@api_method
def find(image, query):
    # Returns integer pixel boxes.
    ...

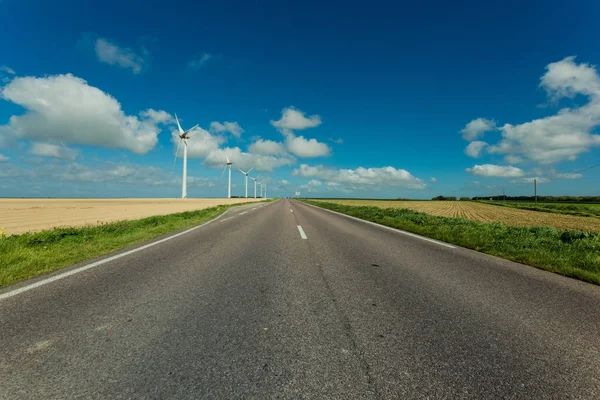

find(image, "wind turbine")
[259,178,266,199]
[250,175,260,199]
[221,156,233,198]
[238,167,255,198]
[173,114,199,199]
[264,178,268,199]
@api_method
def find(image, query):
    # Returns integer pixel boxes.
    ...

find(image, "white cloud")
[0,160,216,188]
[299,179,322,192]
[479,57,600,164]
[557,172,583,179]
[271,107,322,130]
[1,66,15,75]
[248,139,287,156]
[329,137,344,144]
[95,38,145,74]
[285,134,330,157]
[141,109,173,124]
[466,164,524,177]
[1,66,15,84]
[30,143,78,160]
[0,154,9,162]
[279,179,290,185]
[510,177,551,184]
[1,74,171,154]
[504,154,524,164]
[430,177,437,183]
[460,118,496,141]
[269,106,330,158]
[293,164,426,189]
[202,147,293,172]
[0,127,14,147]
[169,123,294,173]
[172,127,225,159]
[324,181,352,193]
[540,56,600,99]
[187,53,214,69]
[210,121,244,138]
[464,141,488,158]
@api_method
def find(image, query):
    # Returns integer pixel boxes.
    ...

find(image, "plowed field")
[315,200,600,231]
[0,198,260,235]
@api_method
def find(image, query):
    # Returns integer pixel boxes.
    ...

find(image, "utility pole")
[534,178,537,203]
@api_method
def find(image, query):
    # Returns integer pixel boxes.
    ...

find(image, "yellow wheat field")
[0,198,261,235]
[315,200,600,231]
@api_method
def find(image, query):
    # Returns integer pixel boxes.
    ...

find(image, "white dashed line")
[297,225,308,239]
[290,209,293,213]
[240,211,248,215]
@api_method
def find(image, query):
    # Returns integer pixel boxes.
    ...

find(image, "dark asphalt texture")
[1,199,599,399]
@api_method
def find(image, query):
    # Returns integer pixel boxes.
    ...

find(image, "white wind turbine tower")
[259,177,266,199]
[237,167,255,198]
[250,175,260,199]
[173,114,199,199]
[221,156,233,198]
[264,178,268,199]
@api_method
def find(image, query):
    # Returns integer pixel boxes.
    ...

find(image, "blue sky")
[1,0,600,198]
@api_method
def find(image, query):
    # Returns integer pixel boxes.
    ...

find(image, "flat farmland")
[314,199,600,231]
[0,198,260,235]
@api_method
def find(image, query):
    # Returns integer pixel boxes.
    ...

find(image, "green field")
[480,201,600,218]
[0,203,252,287]
[303,200,600,285]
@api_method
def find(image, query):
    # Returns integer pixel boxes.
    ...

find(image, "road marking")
[0,209,232,301]
[240,211,248,215]
[297,225,308,239]
[221,216,234,222]
[290,209,293,213]
[298,202,455,249]
[252,207,257,210]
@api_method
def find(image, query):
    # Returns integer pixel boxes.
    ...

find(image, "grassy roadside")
[477,200,600,218]
[302,200,600,285]
[0,202,257,288]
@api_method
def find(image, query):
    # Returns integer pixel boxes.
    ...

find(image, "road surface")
[1,199,599,399]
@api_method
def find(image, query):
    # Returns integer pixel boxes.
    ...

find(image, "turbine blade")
[238,168,245,174]
[221,166,227,178]
[184,124,199,135]
[225,155,230,163]
[173,138,182,169]
[175,113,184,134]
[247,166,254,173]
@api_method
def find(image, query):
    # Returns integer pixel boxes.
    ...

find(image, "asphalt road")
[1,199,600,399]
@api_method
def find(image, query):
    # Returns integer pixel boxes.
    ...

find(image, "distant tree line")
[432,196,457,201]
[471,195,600,203]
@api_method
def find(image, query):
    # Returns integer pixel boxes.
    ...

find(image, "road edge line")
[298,201,455,249]
[0,207,234,301]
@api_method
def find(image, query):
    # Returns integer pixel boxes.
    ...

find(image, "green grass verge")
[477,200,600,218]
[0,202,254,288]
[303,200,600,285]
